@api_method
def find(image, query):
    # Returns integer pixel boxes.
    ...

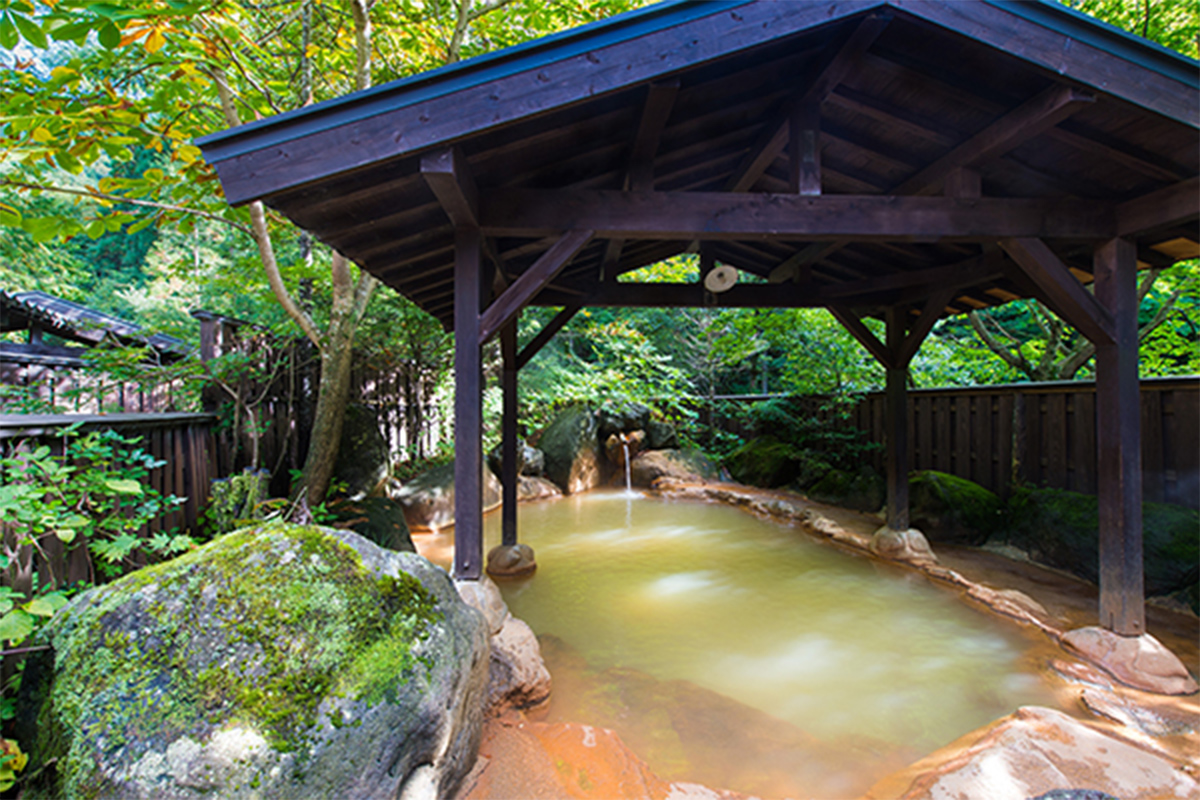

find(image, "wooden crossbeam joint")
[479,230,593,344]
[999,237,1115,345]
[828,303,894,369]
[421,147,479,228]
[725,12,890,193]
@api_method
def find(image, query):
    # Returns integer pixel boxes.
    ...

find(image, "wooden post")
[1093,238,1145,635]
[500,319,519,548]
[454,227,483,580]
[884,306,909,531]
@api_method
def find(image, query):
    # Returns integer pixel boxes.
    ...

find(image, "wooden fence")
[728,377,1199,509]
[0,412,217,591]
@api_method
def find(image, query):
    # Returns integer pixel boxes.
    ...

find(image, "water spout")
[620,432,632,493]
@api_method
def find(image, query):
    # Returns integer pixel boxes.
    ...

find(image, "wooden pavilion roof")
[198,0,1199,331]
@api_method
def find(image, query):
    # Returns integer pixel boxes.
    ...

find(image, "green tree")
[0,0,646,504]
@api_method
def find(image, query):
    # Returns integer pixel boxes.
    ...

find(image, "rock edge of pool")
[419,481,1198,800]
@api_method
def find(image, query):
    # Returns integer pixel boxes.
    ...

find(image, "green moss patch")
[33,523,438,797]
[909,471,1005,545]
[1003,487,1199,610]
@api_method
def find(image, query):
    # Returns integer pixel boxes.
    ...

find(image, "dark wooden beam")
[827,304,894,369]
[478,230,593,344]
[453,227,483,580]
[822,255,1000,301]
[999,237,1114,345]
[891,84,1095,196]
[480,189,1114,241]
[516,305,580,370]
[1048,123,1191,183]
[421,148,478,227]
[1093,237,1144,635]
[884,305,909,531]
[896,287,956,366]
[725,12,891,193]
[628,80,680,191]
[1116,176,1200,237]
[500,320,519,548]
[600,238,624,281]
[789,100,821,196]
[768,242,839,283]
[828,85,958,147]
[531,281,825,309]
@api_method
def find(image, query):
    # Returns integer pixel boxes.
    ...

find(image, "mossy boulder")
[1003,487,1199,610]
[806,466,885,513]
[725,435,798,488]
[328,496,416,553]
[539,405,600,495]
[332,404,391,499]
[909,471,1005,546]
[18,523,489,800]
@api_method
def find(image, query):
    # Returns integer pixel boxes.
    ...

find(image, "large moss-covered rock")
[332,404,391,499]
[19,523,489,800]
[806,466,885,513]
[631,448,719,487]
[909,471,1005,546]
[393,462,502,532]
[539,405,600,495]
[725,435,798,488]
[1004,487,1199,610]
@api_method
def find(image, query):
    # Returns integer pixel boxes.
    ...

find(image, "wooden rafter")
[725,12,891,193]
[891,84,1095,196]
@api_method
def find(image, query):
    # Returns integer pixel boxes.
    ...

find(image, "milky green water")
[487,491,1053,753]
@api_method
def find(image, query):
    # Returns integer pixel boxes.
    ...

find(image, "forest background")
[1,0,1197,501]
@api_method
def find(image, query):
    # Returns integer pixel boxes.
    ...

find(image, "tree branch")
[0,179,253,237]
[210,65,322,349]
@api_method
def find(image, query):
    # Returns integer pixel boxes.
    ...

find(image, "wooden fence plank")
[1044,393,1068,488]
[1139,390,1163,503]
[1073,391,1096,495]
[996,393,1014,499]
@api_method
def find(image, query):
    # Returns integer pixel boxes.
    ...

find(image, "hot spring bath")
[423,490,1059,795]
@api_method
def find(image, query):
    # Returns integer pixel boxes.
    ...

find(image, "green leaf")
[103,478,143,495]
[0,610,34,643]
[25,594,67,617]
[97,19,120,49]
[11,12,44,48]
[54,527,77,544]
[0,15,18,50]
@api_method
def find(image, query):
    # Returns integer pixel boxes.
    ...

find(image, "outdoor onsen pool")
[430,490,1058,796]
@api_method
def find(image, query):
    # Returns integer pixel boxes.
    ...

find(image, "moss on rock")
[909,471,1005,546]
[21,522,488,799]
[725,436,800,488]
[1003,487,1199,611]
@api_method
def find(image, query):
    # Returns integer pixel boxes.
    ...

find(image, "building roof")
[0,290,188,357]
[198,0,1200,329]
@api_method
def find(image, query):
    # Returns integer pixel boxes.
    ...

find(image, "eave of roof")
[197,0,1199,168]
[196,0,750,162]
